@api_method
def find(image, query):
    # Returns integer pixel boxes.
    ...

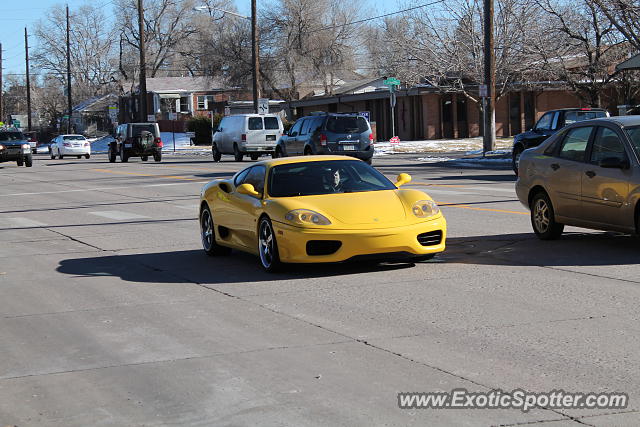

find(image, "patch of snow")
[416,156,457,163]
[374,137,512,156]
[89,132,210,154]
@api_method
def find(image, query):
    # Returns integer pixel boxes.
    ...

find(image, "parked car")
[0,128,32,167]
[212,114,284,162]
[23,131,38,153]
[110,123,163,163]
[199,156,446,272]
[274,112,374,164]
[512,107,609,174]
[516,115,640,239]
[36,139,54,154]
[50,135,91,159]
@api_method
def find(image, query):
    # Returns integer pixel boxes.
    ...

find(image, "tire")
[16,157,23,167]
[272,146,283,158]
[24,155,33,167]
[85,154,90,159]
[304,146,313,156]
[250,153,259,161]
[512,145,524,175]
[153,152,162,162]
[120,145,129,162]
[200,204,231,256]
[108,145,116,163]
[51,152,56,160]
[212,144,222,162]
[531,191,564,240]
[233,144,243,162]
[141,155,148,161]
[77,155,82,159]
[364,157,373,165]
[59,154,64,159]
[258,217,282,273]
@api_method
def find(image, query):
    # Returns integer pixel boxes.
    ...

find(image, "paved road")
[1,152,639,426]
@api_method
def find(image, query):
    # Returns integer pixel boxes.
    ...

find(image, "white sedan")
[51,135,91,159]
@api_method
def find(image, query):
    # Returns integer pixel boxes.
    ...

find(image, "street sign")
[147,114,156,122]
[383,77,401,86]
[224,106,231,116]
[258,98,269,115]
[390,136,400,144]
[13,120,20,127]
[169,112,177,120]
[359,111,370,122]
[479,84,488,98]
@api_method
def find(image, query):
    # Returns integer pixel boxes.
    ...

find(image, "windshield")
[268,160,396,197]
[326,116,369,134]
[63,135,86,141]
[0,132,24,141]
[625,126,640,157]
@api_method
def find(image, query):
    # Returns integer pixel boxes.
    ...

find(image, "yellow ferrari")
[199,156,447,272]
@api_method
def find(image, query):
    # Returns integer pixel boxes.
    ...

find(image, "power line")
[308,0,446,34]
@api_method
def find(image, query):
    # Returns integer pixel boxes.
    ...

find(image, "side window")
[558,126,593,162]
[289,119,303,136]
[535,112,554,131]
[590,127,627,165]
[551,112,560,130]
[248,117,263,130]
[544,132,564,156]
[311,117,324,134]
[300,118,312,135]
[242,165,266,194]
[234,168,251,186]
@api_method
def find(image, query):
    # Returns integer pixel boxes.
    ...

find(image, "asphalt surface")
[1,151,639,426]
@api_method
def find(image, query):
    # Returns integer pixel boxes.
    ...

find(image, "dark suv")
[0,128,33,167]
[110,123,163,162]
[275,113,374,164]
[512,107,609,174]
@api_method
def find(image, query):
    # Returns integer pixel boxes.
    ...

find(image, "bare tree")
[532,0,628,107]
[592,0,640,50]
[32,4,118,102]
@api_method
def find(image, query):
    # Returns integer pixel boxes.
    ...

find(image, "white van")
[212,114,284,162]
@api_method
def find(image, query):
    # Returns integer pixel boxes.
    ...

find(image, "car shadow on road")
[443,231,640,267]
[56,249,416,284]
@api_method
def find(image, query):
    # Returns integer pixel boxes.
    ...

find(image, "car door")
[525,112,558,148]
[225,165,266,249]
[546,125,594,220]
[286,119,304,155]
[580,126,633,228]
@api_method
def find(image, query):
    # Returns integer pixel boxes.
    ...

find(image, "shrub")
[187,116,213,145]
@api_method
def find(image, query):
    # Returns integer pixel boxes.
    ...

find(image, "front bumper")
[0,147,31,162]
[272,216,447,263]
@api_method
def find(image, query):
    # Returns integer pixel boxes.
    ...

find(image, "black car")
[512,107,609,174]
[274,113,374,164]
[0,129,33,167]
[110,123,163,163]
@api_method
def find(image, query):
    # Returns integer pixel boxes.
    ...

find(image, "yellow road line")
[438,202,528,216]
[93,169,208,182]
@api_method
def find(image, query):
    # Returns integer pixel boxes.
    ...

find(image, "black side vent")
[306,240,342,256]
[417,231,442,246]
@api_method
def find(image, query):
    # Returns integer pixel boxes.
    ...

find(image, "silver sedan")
[516,116,640,239]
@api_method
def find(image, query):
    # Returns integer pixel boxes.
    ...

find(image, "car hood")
[283,190,407,226]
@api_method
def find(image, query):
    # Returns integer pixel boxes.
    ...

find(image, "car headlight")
[0,144,4,150]
[22,143,30,150]
[285,209,331,226]
[412,200,439,218]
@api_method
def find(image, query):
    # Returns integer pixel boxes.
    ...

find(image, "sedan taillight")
[63,143,71,147]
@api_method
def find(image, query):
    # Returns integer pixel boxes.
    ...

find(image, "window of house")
[197,95,215,110]
[179,96,190,113]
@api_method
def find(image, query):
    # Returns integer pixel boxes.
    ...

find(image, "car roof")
[254,155,361,168]
[552,107,608,112]
[587,115,640,127]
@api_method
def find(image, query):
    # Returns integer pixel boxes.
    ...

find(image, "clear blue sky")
[1,0,398,80]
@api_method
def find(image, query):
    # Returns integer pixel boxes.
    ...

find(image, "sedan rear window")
[131,125,157,136]
[268,160,395,197]
[264,117,280,130]
[326,116,369,134]
[63,135,86,141]
[0,132,24,141]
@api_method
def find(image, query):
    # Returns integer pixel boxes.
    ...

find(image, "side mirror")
[395,173,412,187]
[290,131,298,137]
[237,183,261,197]
[599,157,629,169]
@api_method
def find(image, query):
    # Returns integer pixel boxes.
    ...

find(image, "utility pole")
[483,0,496,154]
[66,5,72,134]
[25,28,32,131]
[0,42,3,124]
[138,0,148,122]
[251,0,260,113]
